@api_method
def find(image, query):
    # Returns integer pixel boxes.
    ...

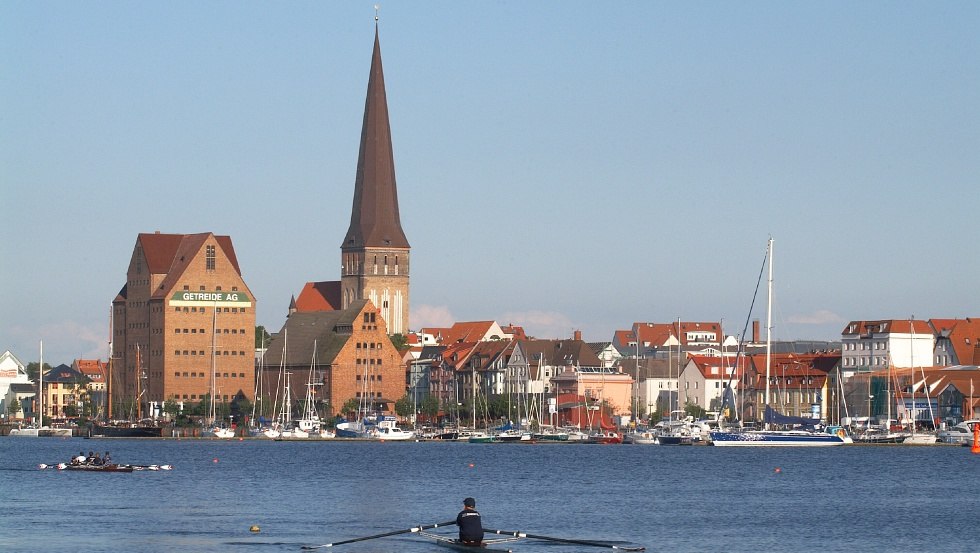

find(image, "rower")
[103,451,111,465]
[456,497,484,546]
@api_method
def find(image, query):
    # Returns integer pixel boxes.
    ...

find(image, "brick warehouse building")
[261,300,405,417]
[112,232,256,417]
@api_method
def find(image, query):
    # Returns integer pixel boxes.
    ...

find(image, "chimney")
[573,330,582,341]
[752,320,760,343]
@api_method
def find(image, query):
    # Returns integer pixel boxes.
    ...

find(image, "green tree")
[420,395,440,420]
[394,392,414,418]
[389,333,408,349]
[684,401,706,420]
[8,397,21,417]
[255,326,272,349]
[163,398,181,419]
[340,398,360,418]
[25,362,53,383]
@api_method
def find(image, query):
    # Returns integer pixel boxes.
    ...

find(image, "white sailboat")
[710,238,844,447]
[203,308,234,438]
[10,341,72,437]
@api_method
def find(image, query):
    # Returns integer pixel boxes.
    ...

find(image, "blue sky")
[2,2,978,366]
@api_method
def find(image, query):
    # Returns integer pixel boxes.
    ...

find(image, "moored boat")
[710,429,845,447]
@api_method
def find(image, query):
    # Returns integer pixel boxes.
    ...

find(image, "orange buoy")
[774,467,782,474]
[971,423,980,454]
[213,458,219,463]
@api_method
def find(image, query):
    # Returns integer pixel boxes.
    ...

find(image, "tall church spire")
[343,25,409,250]
[340,24,411,336]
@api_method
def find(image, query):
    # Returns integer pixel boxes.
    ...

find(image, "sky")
[2,2,978,366]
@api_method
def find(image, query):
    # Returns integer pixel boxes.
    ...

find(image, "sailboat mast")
[764,238,773,428]
[38,340,44,427]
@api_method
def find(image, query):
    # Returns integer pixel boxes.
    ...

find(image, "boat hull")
[422,533,514,552]
[64,464,134,473]
[710,430,845,447]
[89,425,163,438]
[10,427,73,437]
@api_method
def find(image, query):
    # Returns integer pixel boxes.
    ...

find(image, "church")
[260,23,411,417]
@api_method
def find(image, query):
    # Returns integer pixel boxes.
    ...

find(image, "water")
[1,438,978,553]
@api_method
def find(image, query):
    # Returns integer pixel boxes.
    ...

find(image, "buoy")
[213,458,219,463]
[774,467,782,474]
[468,463,475,468]
[249,525,261,533]
[971,424,980,454]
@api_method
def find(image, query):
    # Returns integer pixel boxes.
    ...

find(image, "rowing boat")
[420,532,516,552]
[39,463,173,472]
[63,463,134,473]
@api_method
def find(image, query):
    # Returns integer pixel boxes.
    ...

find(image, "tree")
[394,392,414,418]
[25,362,53,383]
[163,398,181,419]
[684,401,707,420]
[340,398,360,418]
[7,397,21,418]
[389,333,408,350]
[255,326,272,349]
[420,395,440,420]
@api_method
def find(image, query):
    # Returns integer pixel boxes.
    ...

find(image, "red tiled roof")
[931,318,980,365]
[295,281,342,312]
[687,355,749,379]
[439,321,496,345]
[73,359,107,379]
[841,319,932,336]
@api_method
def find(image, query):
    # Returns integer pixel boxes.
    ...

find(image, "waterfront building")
[42,364,87,420]
[930,318,980,366]
[0,350,30,418]
[112,232,256,418]
[678,355,746,415]
[840,319,933,375]
[739,352,837,422]
[73,359,108,420]
[261,300,405,417]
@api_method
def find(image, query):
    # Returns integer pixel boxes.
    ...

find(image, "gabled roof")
[633,321,722,346]
[440,341,479,370]
[685,355,749,380]
[0,350,27,376]
[263,300,372,368]
[464,340,515,372]
[138,232,241,275]
[931,318,980,365]
[436,321,504,345]
[73,359,107,381]
[744,352,836,385]
[44,364,86,384]
[517,339,603,368]
[841,319,932,336]
[128,232,248,302]
[294,281,342,312]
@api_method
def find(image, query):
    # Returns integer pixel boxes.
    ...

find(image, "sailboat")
[10,340,72,437]
[202,308,234,438]
[710,238,844,447]
[293,340,334,439]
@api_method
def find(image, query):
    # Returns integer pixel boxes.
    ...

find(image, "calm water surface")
[1,438,978,553]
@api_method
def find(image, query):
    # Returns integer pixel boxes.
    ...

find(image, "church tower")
[341,25,410,335]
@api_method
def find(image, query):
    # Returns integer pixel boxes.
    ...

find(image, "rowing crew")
[39,462,173,471]
[71,450,112,466]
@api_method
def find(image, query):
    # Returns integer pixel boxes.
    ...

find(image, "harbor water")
[1,438,978,553]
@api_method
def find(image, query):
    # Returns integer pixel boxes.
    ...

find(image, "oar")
[484,528,645,551]
[301,520,456,550]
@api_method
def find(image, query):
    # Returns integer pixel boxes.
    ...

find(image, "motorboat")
[938,420,979,444]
